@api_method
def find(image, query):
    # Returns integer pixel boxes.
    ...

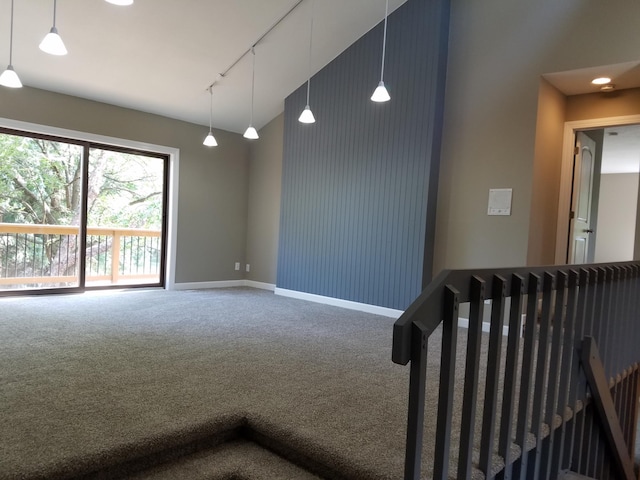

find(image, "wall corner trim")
[244,280,276,291]
[274,288,404,319]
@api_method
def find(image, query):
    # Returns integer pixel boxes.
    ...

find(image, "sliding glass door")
[0,132,85,292]
[85,147,166,287]
[0,128,168,294]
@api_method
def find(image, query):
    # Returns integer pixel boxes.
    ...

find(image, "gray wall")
[246,114,284,285]
[436,0,640,274]
[0,86,250,284]
[277,0,449,310]
[594,173,639,263]
[527,79,566,266]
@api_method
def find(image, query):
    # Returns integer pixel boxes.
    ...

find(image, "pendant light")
[105,0,134,5]
[371,0,391,102]
[203,87,218,147]
[0,0,22,88]
[39,0,67,56]
[298,0,315,124]
[243,47,259,140]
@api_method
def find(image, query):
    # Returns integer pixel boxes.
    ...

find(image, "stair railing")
[392,262,640,480]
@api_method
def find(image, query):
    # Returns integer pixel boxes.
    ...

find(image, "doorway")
[557,117,640,264]
[0,128,169,294]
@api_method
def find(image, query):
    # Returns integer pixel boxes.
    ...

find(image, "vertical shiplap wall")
[278,0,450,310]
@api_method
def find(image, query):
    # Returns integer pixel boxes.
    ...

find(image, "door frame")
[555,114,640,264]
[0,116,180,290]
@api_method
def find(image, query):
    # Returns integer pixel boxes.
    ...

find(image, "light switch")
[488,188,512,216]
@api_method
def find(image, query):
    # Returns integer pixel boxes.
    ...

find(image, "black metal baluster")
[128,236,133,274]
[457,276,485,479]
[528,272,555,479]
[514,273,541,479]
[143,236,148,273]
[479,275,507,478]
[433,285,459,480]
[565,268,589,471]
[550,269,578,477]
[600,267,614,381]
[498,274,524,478]
[581,268,600,477]
[404,322,429,480]
[541,271,567,480]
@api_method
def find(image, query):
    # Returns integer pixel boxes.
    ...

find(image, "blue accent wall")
[277,0,450,310]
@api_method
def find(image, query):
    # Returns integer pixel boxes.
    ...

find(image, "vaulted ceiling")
[2,0,407,134]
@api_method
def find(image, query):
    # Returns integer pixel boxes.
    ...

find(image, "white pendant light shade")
[243,48,259,140]
[203,132,217,147]
[40,0,67,56]
[0,65,21,88]
[40,27,67,55]
[105,0,134,5]
[203,86,217,147]
[243,126,259,139]
[298,105,315,124]
[1,0,21,88]
[371,81,390,102]
[299,1,316,124]
[372,0,391,103]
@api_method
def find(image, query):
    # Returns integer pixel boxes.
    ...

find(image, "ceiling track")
[207,0,306,90]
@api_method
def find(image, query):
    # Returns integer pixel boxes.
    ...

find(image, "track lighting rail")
[207,0,305,90]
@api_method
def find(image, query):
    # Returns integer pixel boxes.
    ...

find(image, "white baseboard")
[173,280,245,290]
[173,280,276,291]
[457,314,525,337]
[171,282,403,319]
[274,288,404,319]
[244,280,276,291]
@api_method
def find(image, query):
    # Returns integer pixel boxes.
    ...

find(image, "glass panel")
[0,133,83,291]
[85,148,164,287]
[574,238,587,264]
[577,146,593,223]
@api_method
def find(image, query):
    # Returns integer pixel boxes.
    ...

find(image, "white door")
[568,131,596,264]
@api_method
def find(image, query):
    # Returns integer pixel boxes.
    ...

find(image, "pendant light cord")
[250,47,256,125]
[9,0,14,64]
[208,87,213,132]
[379,0,388,82]
[305,0,314,106]
[53,0,58,27]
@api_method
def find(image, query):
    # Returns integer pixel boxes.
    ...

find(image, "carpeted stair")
[67,416,329,480]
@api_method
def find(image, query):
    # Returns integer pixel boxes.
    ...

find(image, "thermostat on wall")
[488,188,512,216]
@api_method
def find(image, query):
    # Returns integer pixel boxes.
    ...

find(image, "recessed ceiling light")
[592,77,612,85]
[105,0,133,5]
[600,83,616,92]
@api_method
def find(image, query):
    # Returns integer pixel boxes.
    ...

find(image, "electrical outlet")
[246,264,250,272]
[234,262,240,271]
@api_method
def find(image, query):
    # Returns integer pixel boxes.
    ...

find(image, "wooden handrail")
[0,222,160,237]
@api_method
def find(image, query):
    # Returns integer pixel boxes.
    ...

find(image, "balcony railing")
[0,223,161,289]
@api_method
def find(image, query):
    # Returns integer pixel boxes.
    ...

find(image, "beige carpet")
[1,288,414,479]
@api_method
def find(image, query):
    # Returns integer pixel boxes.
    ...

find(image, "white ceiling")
[1,0,406,134]
[602,125,640,174]
[543,60,640,96]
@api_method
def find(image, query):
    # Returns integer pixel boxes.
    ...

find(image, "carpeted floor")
[3,287,633,479]
[1,288,416,479]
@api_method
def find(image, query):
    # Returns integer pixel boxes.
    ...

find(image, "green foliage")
[0,132,165,284]
[87,148,164,229]
[0,133,164,229]
[0,134,83,225]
